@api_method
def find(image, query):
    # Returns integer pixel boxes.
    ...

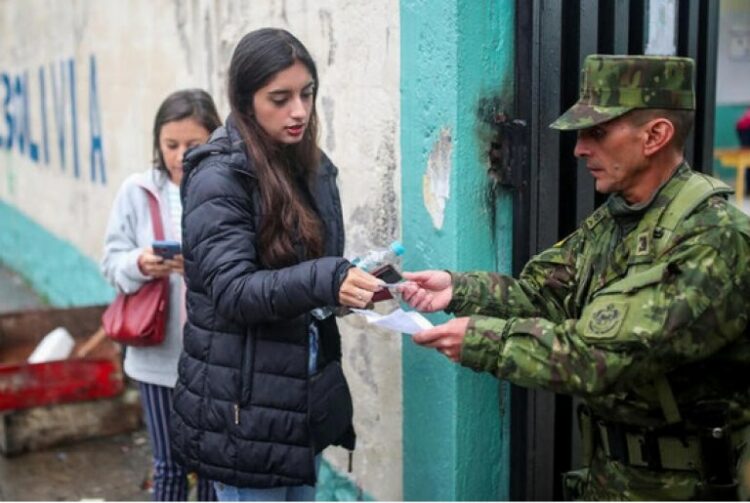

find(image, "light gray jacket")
[101,168,184,387]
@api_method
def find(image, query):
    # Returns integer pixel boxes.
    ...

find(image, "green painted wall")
[400,0,515,500]
[316,459,374,501]
[0,201,114,307]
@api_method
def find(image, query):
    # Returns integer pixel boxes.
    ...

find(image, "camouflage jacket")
[450,163,750,429]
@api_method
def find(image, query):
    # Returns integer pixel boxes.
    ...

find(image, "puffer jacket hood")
[182,115,249,183]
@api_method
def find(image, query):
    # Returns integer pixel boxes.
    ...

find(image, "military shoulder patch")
[582,301,628,340]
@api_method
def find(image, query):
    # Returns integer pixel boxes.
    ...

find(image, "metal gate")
[508,0,719,499]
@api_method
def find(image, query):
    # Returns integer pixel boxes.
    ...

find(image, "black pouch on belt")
[691,401,737,500]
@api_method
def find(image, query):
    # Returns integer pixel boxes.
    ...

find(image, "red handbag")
[102,190,169,346]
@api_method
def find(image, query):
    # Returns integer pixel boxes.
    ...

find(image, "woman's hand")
[338,267,383,309]
[164,254,184,276]
[137,248,172,278]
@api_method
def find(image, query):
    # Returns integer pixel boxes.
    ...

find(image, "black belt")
[596,421,705,472]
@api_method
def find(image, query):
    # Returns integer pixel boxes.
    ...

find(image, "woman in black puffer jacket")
[171,28,382,501]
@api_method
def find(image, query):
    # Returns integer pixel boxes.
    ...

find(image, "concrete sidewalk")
[0,264,153,501]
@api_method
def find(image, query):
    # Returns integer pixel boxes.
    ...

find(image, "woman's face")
[252,60,315,145]
[158,117,211,185]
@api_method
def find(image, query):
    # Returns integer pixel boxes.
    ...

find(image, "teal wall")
[316,459,374,501]
[401,0,515,500]
[0,200,114,307]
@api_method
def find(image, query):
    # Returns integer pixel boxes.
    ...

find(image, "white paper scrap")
[351,308,433,335]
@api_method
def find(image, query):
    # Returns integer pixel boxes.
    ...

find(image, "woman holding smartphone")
[101,89,221,501]
[171,29,382,501]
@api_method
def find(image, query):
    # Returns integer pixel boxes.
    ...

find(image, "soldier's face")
[574,116,650,203]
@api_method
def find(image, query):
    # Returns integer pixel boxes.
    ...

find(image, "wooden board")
[0,305,124,411]
[0,388,141,456]
[0,305,108,353]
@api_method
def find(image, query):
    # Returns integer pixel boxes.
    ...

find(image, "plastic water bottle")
[312,241,406,320]
[350,241,406,273]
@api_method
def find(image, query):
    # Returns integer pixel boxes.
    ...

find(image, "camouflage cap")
[550,54,695,130]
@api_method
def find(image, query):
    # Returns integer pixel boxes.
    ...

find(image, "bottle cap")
[390,240,406,256]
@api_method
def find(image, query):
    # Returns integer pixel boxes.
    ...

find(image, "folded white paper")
[351,308,433,335]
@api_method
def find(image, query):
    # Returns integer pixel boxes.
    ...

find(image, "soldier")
[400,55,750,500]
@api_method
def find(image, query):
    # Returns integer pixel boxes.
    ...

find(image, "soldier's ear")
[643,117,675,156]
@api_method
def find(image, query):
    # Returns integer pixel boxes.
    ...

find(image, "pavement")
[0,264,153,501]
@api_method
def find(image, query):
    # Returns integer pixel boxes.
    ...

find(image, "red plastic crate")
[0,305,124,411]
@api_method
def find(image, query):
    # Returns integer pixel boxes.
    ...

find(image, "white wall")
[717,0,750,105]
[0,0,402,499]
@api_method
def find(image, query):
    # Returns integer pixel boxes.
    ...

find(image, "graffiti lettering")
[0,55,106,184]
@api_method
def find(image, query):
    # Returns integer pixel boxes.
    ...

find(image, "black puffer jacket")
[171,118,354,488]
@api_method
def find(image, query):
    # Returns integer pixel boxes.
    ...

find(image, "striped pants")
[138,381,216,501]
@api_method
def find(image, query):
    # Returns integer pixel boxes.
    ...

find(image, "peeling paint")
[174,0,193,74]
[346,129,399,254]
[321,96,335,152]
[280,0,289,25]
[374,122,399,241]
[422,128,452,230]
[204,10,214,96]
[319,9,336,66]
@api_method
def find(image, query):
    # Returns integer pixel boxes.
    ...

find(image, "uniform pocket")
[578,263,669,345]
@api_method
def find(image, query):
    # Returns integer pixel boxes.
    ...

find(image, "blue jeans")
[213,456,321,501]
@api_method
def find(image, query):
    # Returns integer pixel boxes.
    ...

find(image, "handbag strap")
[144,190,165,241]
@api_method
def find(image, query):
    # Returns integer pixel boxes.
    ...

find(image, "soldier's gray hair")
[626,108,695,151]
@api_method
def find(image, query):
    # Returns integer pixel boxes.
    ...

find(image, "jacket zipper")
[234,403,240,425]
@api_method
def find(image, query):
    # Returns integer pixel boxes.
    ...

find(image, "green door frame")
[400,1,516,500]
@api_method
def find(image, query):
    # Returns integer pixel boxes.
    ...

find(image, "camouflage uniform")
[449,55,750,500]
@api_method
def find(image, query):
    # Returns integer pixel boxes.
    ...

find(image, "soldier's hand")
[412,317,470,363]
[399,270,453,312]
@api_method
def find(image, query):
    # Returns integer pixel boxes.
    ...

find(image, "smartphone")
[152,240,181,260]
[371,264,403,302]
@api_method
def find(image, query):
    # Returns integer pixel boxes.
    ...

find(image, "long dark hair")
[152,89,222,174]
[228,28,324,268]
